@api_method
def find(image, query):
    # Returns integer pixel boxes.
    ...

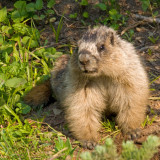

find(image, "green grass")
[100,118,120,142]
[142,115,156,128]
[50,16,63,43]
[0,0,70,159]
[0,119,70,159]
[101,118,119,133]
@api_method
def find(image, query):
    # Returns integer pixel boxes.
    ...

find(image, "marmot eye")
[99,44,105,51]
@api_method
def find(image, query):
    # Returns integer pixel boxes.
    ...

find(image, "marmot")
[24,26,149,149]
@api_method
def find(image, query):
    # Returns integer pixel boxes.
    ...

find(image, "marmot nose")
[79,50,91,65]
[79,56,89,65]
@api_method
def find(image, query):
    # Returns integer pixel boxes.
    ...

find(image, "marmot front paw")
[81,140,97,150]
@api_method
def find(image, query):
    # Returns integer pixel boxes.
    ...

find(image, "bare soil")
[1,0,160,159]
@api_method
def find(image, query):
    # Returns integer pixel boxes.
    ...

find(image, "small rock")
[53,108,62,116]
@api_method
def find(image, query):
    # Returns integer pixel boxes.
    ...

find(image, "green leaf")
[0,34,3,45]
[14,1,26,9]
[8,62,20,74]
[33,14,45,20]
[47,0,55,8]
[33,14,39,20]
[12,23,29,35]
[16,102,31,114]
[34,48,45,56]
[96,3,107,11]
[80,0,88,6]
[35,0,43,10]
[22,36,39,48]
[22,36,30,45]
[26,3,36,12]
[46,47,56,54]
[30,39,39,48]
[40,14,45,19]
[11,11,21,22]
[153,11,158,17]
[82,11,89,18]
[11,10,28,22]
[12,1,28,22]
[0,97,6,106]
[109,9,122,21]
[5,77,27,88]
[0,7,7,22]
[47,9,55,15]
[0,41,13,55]
[69,13,77,19]
[110,24,119,30]
[140,0,150,11]
[0,73,7,87]
[45,51,63,59]
[2,26,13,35]
[10,34,19,41]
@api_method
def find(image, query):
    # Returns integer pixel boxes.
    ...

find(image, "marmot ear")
[107,31,116,46]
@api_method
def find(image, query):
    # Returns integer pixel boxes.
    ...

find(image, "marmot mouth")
[79,65,98,74]
[83,69,98,74]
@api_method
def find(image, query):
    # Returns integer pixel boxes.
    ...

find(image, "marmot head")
[75,26,131,78]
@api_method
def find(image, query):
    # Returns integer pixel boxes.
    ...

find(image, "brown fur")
[24,26,149,143]
[24,79,52,106]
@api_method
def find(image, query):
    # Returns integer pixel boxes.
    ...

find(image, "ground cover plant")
[0,0,160,159]
[81,136,160,160]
